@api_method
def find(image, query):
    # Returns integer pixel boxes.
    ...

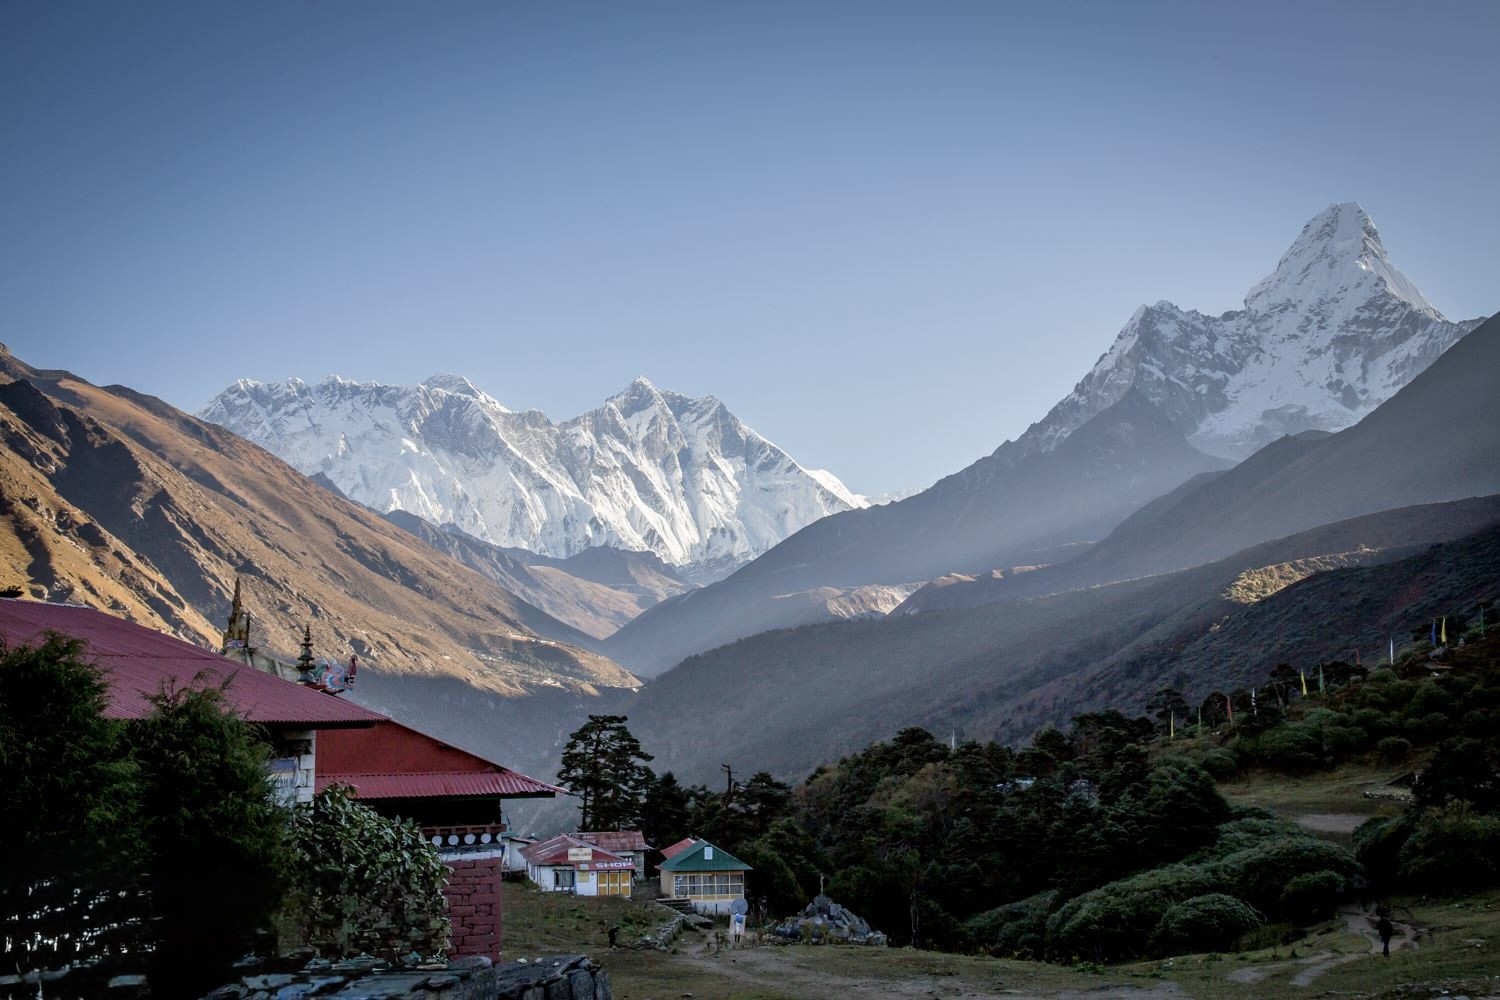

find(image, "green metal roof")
[659,839,751,872]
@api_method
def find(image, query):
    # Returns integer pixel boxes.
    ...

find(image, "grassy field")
[496,881,1500,999]
[1218,760,1412,842]
[497,883,1162,1000]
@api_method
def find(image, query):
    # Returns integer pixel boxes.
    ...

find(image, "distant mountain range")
[200,375,863,583]
[0,201,1489,793]
[623,310,1500,783]
[603,204,1489,674]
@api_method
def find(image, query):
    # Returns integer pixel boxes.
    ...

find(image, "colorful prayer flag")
[1318,664,1326,693]
[1440,617,1447,645]
[1300,670,1308,696]
[1389,637,1395,664]
[1169,713,1175,740]
[1226,695,1234,725]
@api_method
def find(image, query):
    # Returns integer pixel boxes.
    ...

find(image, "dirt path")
[1294,812,1368,834]
[1225,908,1416,989]
[667,944,1186,1000]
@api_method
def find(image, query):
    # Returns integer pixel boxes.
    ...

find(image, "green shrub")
[1322,724,1369,757]
[1407,684,1454,719]
[1252,725,1322,773]
[1206,836,1357,917]
[1462,709,1497,739]
[1375,736,1412,764]
[1353,708,1396,740]
[285,787,450,962]
[1199,747,1240,780]
[1396,803,1500,892]
[1279,870,1345,923]
[1353,815,1414,889]
[1045,864,1214,961]
[1148,893,1263,956]
[964,890,1057,957]
[1198,815,1301,859]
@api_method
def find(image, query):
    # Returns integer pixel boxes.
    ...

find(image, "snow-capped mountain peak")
[1006,203,1483,462]
[1244,201,1437,319]
[419,372,503,406]
[200,376,865,579]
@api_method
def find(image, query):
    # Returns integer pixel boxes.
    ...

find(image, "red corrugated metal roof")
[0,599,384,727]
[317,770,563,799]
[660,837,697,860]
[317,720,564,799]
[576,831,651,853]
[520,833,628,867]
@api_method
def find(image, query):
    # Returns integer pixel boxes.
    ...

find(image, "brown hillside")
[0,347,638,698]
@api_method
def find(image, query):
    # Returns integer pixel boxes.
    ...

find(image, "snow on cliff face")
[1014,203,1484,461]
[200,375,864,576]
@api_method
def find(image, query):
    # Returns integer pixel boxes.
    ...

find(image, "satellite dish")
[729,898,749,915]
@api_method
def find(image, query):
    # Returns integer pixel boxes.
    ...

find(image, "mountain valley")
[0,202,1491,792]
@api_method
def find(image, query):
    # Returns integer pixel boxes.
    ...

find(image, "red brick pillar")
[442,857,504,959]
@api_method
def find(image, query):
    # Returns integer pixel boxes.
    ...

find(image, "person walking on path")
[1377,915,1394,957]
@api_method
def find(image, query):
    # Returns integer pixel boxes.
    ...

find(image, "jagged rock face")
[1012,203,1484,462]
[201,376,862,577]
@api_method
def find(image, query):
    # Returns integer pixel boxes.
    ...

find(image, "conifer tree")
[130,683,293,999]
[557,714,655,830]
[0,636,143,972]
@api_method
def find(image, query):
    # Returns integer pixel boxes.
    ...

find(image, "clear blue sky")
[2,1,1495,496]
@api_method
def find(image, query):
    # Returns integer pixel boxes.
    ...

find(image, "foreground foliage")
[0,636,144,970]
[0,636,449,998]
[129,683,296,999]
[284,786,450,961]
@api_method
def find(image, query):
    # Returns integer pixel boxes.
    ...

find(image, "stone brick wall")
[187,954,613,1000]
[444,858,503,958]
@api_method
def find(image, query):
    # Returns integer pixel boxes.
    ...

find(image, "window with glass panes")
[672,872,744,897]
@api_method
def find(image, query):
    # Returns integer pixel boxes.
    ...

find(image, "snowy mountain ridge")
[200,375,865,579]
[1007,203,1484,463]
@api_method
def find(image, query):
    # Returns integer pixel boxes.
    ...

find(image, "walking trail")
[1227,908,1415,988]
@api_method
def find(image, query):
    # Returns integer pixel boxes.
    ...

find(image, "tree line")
[559,619,1499,962]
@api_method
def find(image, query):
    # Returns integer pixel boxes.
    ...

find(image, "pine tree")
[0,636,144,972]
[641,770,693,849]
[129,682,293,998]
[557,714,655,831]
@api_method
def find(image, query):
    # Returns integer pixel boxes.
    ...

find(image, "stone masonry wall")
[444,858,503,958]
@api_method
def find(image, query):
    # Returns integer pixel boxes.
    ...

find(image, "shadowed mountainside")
[606,390,1227,674]
[383,510,691,640]
[628,496,1500,784]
